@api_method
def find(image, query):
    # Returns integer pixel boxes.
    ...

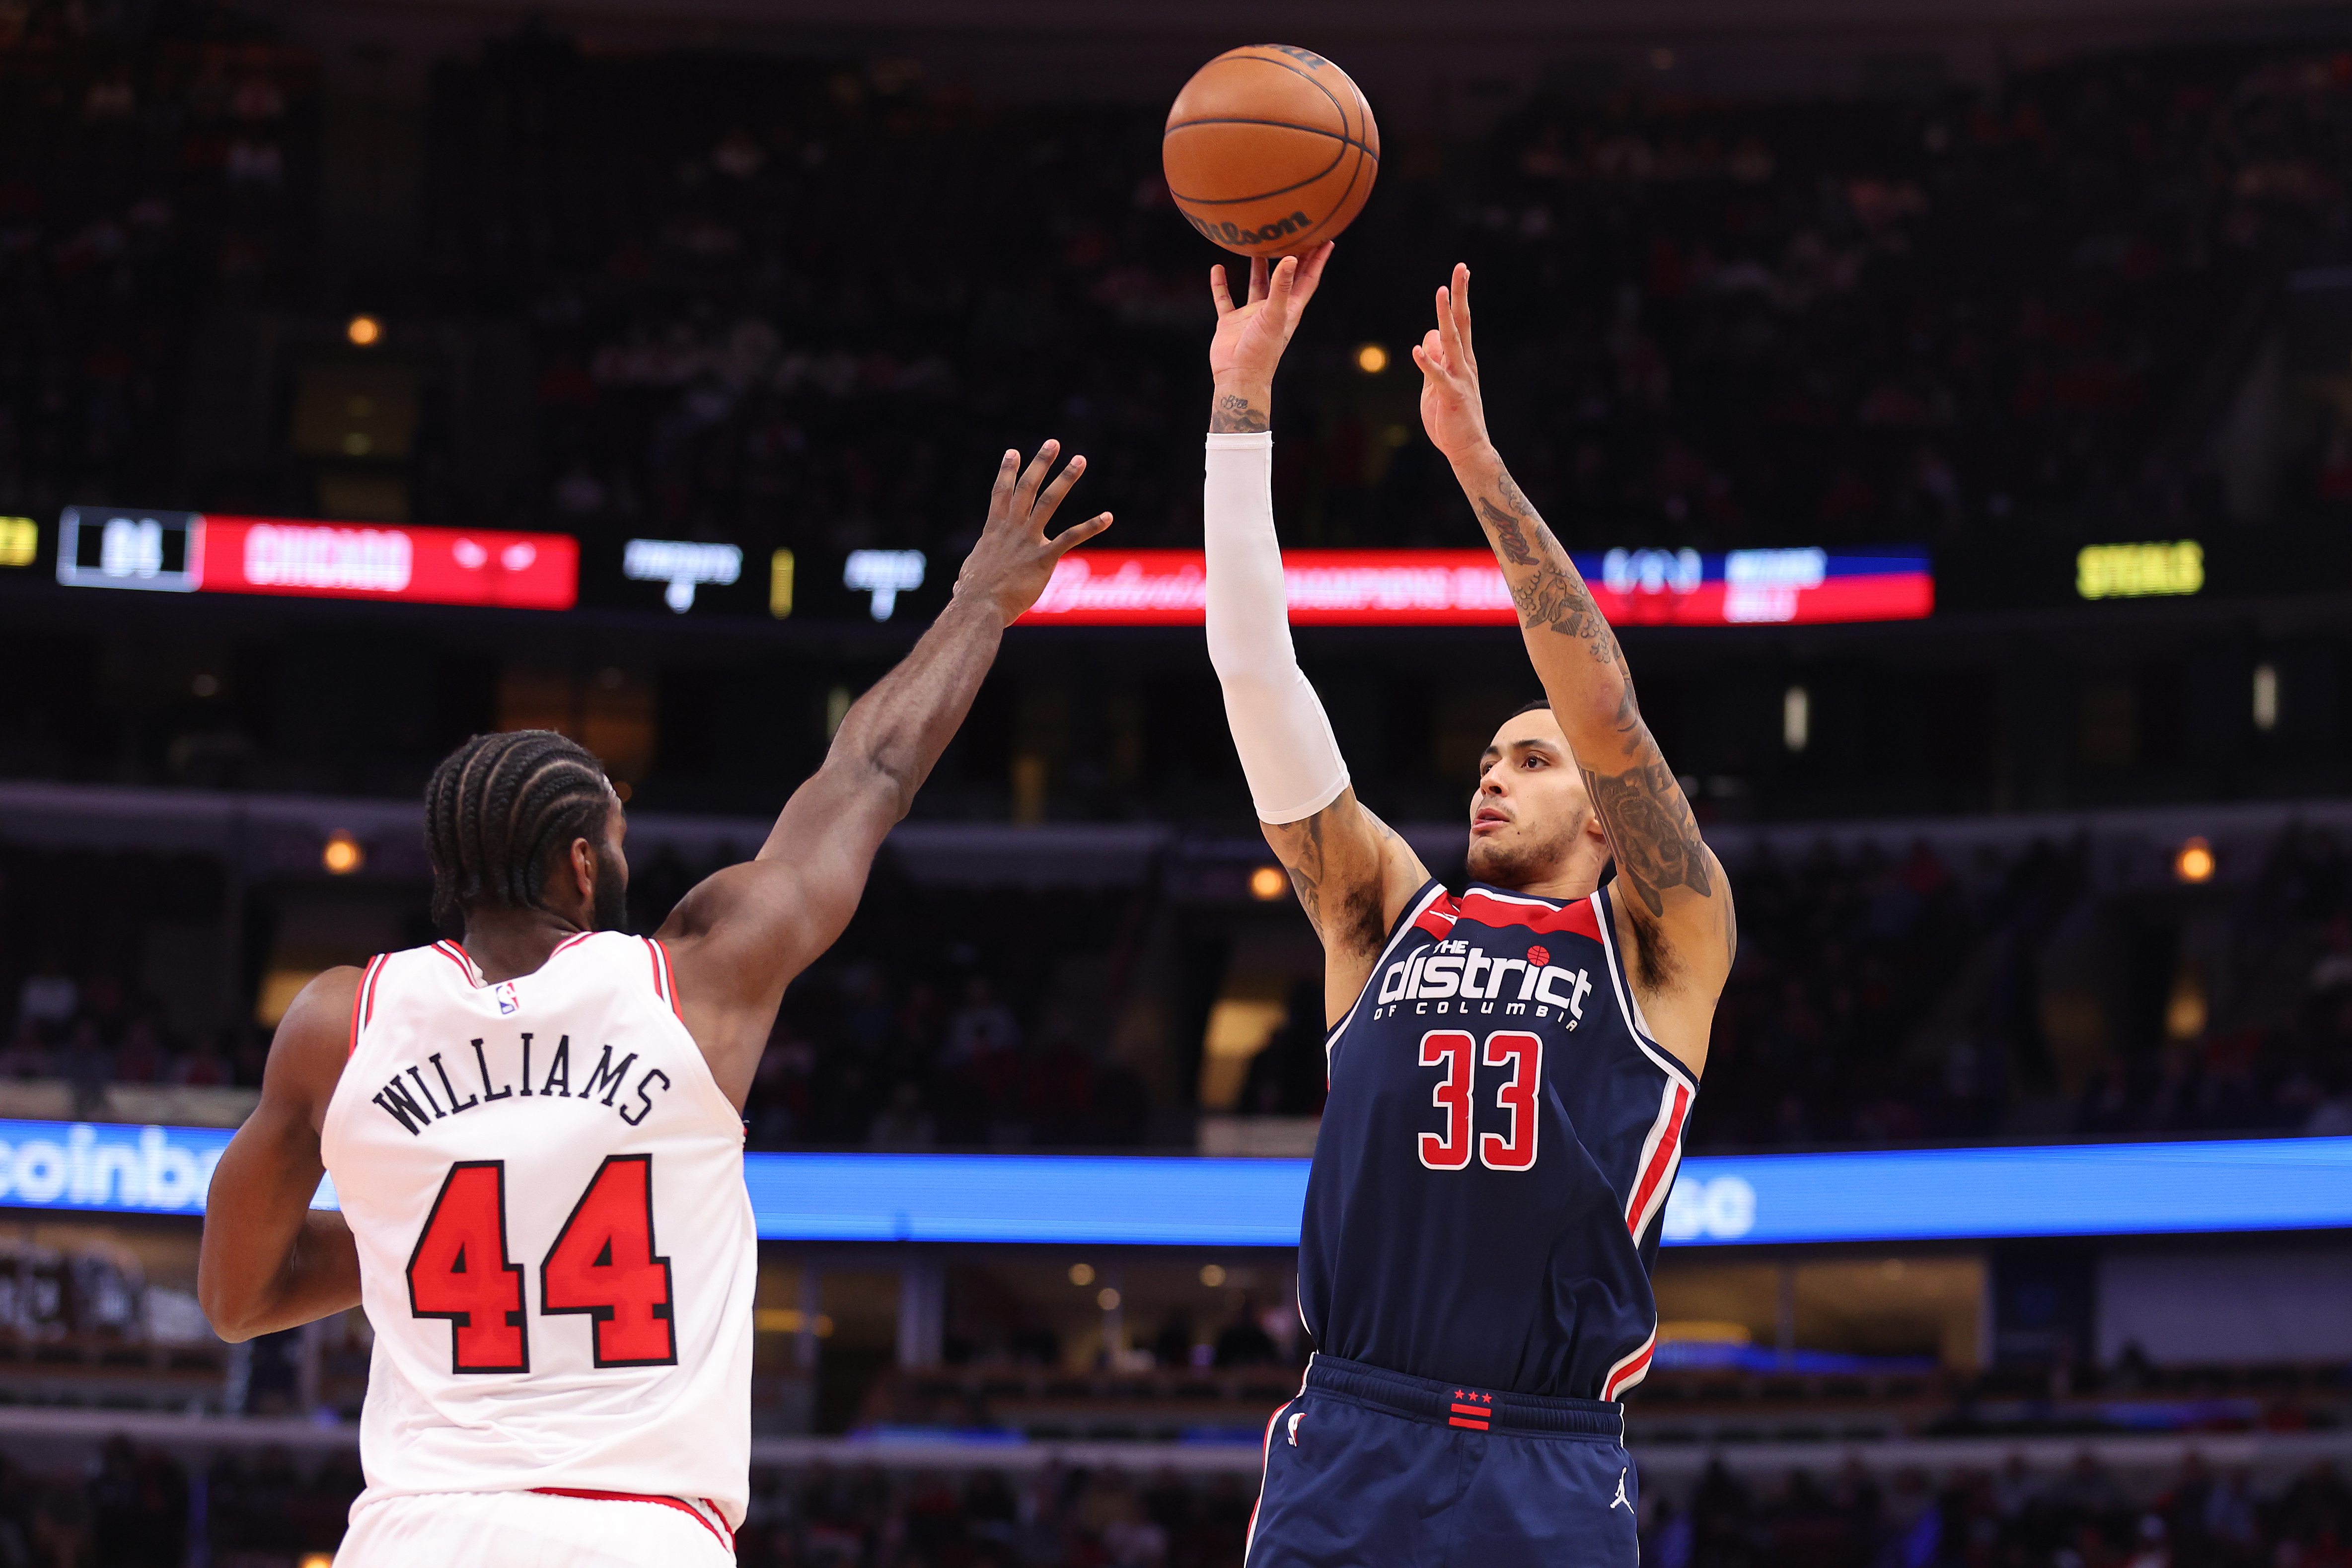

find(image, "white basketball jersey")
[321,931,755,1529]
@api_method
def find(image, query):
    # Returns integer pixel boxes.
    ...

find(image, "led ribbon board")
[1016,547,1931,627]
[2,1122,2345,1246]
[57,508,578,609]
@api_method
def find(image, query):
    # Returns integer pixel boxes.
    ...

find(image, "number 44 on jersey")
[407,1154,677,1374]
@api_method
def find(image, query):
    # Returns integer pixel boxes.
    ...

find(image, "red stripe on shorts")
[531,1488,733,1552]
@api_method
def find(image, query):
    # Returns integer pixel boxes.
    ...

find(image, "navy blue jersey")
[1298,878,1698,1403]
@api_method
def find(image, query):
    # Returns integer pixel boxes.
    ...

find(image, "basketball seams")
[1163,117,1381,160]
[1169,49,1354,142]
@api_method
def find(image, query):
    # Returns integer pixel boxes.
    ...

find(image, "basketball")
[1163,45,1381,258]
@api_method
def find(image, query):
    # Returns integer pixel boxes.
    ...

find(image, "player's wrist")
[1209,381,1273,433]
[1446,437,1504,479]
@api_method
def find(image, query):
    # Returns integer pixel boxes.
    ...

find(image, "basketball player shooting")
[196,443,1109,1567]
[1205,248,1734,1567]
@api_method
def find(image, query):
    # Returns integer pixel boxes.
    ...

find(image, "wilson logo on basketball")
[1184,210,1313,249]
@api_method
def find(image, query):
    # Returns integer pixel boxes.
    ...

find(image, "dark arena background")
[3,0,2352,1562]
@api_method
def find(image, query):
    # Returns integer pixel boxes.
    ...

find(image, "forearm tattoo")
[1471,482,1619,668]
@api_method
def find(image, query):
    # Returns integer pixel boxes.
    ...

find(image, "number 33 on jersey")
[322,932,757,1514]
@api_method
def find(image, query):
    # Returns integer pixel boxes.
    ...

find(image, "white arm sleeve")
[1204,431,1349,825]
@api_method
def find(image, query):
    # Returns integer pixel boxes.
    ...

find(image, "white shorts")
[339,1489,736,1566]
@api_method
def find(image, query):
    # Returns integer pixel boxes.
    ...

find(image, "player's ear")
[570,838,598,905]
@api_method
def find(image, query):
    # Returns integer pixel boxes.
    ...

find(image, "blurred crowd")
[425,37,2352,559]
[0,10,316,530]
[1646,1449,2352,1568]
[0,1439,2344,1568]
[7,820,2351,1154]
[5,10,2352,555]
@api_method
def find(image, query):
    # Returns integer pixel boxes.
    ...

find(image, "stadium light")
[2174,837,2215,884]
[1248,865,1287,901]
[1782,686,1809,753]
[345,314,381,347]
[1354,343,1389,374]
[322,831,365,875]
[2254,662,2279,733]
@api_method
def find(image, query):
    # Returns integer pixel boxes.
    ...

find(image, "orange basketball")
[1163,45,1380,258]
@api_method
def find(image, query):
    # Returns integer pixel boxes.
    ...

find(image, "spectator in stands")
[868,1081,937,1150]
[13,955,73,1044]
[1211,1297,1278,1368]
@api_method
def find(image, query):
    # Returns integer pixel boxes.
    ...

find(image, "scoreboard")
[56,507,578,609]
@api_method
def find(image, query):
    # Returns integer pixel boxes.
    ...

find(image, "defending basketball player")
[1204,247,1734,1567]
[196,443,1109,1566]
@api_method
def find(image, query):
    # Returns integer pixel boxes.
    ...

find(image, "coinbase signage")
[3,1124,2349,1247]
[0,1120,231,1213]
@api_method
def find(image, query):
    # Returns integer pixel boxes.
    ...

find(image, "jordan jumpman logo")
[1610,1468,1630,1511]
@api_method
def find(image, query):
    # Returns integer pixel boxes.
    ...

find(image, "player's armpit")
[198,967,364,1342]
[1260,788,1429,1025]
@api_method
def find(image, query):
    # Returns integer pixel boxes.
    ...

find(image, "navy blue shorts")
[1246,1354,1638,1568]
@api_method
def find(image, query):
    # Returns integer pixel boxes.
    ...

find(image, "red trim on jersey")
[1623,1082,1691,1239]
[1456,888,1603,940]
[347,955,386,1058]
[530,1489,733,1551]
[1412,893,1461,940]
[1603,1330,1656,1401]
[551,931,595,958]
[653,938,684,1020]
[432,940,477,984]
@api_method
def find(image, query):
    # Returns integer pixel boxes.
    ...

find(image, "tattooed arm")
[1412,264,1733,1068]
[1261,794,1433,1025]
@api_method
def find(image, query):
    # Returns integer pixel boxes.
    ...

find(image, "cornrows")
[424,730,613,927]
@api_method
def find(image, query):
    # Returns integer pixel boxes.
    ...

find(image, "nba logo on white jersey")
[494,980,521,1015]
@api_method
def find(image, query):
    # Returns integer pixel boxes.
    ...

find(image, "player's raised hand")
[953,440,1112,626]
[1413,263,1495,467]
[1207,241,1335,423]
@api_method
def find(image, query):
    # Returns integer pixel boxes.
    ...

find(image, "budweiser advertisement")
[57,507,578,609]
[1016,546,1932,628]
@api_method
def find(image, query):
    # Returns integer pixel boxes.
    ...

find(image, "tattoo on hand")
[1210,393,1269,434]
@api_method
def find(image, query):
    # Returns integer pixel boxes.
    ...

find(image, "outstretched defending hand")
[953,440,1112,626]
[1412,262,1496,467]
[1206,241,1335,430]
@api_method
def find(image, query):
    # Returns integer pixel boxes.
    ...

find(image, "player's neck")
[1486,844,1609,904]
[456,908,592,985]
[1491,870,1596,903]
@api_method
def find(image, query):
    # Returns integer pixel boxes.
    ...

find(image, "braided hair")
[424,730,615,928]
